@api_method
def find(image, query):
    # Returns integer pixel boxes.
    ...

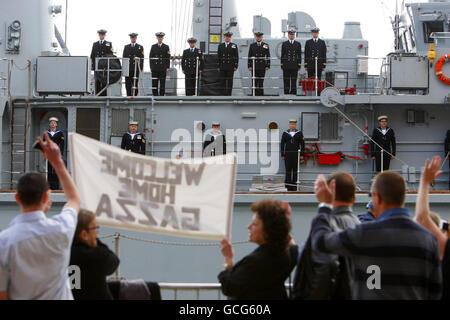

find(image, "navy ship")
[0,0,449,299]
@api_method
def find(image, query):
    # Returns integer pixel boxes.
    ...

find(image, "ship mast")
[393,0,400,51]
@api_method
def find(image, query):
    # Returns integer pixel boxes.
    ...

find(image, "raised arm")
[38,132,80,212]
[414,156,447,259]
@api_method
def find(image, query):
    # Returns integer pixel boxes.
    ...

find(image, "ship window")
[415,110,426,124]
[111,109,129,136]
[406,109,426,124]
[76,108,100,140]
[423,21,444,43]
[320,113,339,141]
[133,109,147,132]
[268,122,278,130]
[301,112,319,140]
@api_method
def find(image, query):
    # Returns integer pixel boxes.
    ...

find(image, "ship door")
[76,108,100,140]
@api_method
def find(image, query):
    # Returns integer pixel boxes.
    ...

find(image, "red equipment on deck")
[303,143,364,165]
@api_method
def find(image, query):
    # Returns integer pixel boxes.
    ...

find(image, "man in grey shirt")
[0,132,80,300]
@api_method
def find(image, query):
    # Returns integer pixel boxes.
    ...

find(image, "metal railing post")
[132,57,138,96]
[296,148,301,191]
[252,57,256,97]
[381,149,384,173]
[114,233,121,279]
[195,56,199,97]
[315,56,318,96]
[107,57,110,95]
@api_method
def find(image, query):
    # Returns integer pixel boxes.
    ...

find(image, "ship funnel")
[253,15,271,38]
[343,21,363,39]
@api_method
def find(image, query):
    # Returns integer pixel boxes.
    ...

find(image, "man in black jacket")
[304,27,327,80]
[370,115,396,172]
[70,210,120,300]
[90,29,114,96]
[217,31,239,96]
[293,172,360,299]
[121,121,146,155]
[445,130,450,189]
[44,117,64,190]
[182,37,204,96]
[280,119,305,191]
[248,32,270,96]
[281,28,302,95]
[122,33,144,96]
[150,32,171,96]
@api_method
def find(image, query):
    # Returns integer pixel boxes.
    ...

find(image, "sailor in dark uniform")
[90,29,114,96]
[182,37,204,96]
[280,119,305,191]
[122,33,144,96]
[281,28,302,95]
[217,31,239,96]
[304,27,327,80]
[121,121,146,155]
[370,115,396,172]
[150,32,171,96]
[44,117,65,190]
[248,32,270,96]
[203,121,226,157]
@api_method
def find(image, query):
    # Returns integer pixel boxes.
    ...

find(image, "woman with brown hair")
[70,209,119,300]
[218,198,298,300]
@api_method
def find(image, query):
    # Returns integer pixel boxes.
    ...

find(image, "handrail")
[90,55,381,96]
[158,282,292,300]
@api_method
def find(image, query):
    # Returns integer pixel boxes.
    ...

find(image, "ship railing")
[157,282,292,300]
[430,32,450,47]
[92,56,382,97]
[159,283,224,300]
[0,58,10,97]
[98,233,289,300]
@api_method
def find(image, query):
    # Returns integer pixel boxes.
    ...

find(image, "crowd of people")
[91,27,327,97]
[219,156,449,300]
[0,131,449,300]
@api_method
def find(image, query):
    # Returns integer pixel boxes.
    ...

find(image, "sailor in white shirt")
[0,132,80,300]
[203,121,226,156]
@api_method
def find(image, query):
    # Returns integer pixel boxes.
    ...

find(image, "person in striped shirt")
[312,170,442,300]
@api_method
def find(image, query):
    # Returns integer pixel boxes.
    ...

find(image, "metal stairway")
[10,102,28,189]
[207,0,223,54]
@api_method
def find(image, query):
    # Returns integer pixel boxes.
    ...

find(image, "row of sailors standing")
[90,27,327,97]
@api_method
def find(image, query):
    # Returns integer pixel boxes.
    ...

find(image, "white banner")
[69,133,237,240]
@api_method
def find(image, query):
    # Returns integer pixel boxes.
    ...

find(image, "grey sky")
[54,0,427,74]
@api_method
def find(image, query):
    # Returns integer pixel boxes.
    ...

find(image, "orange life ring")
[435,54,450,85]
